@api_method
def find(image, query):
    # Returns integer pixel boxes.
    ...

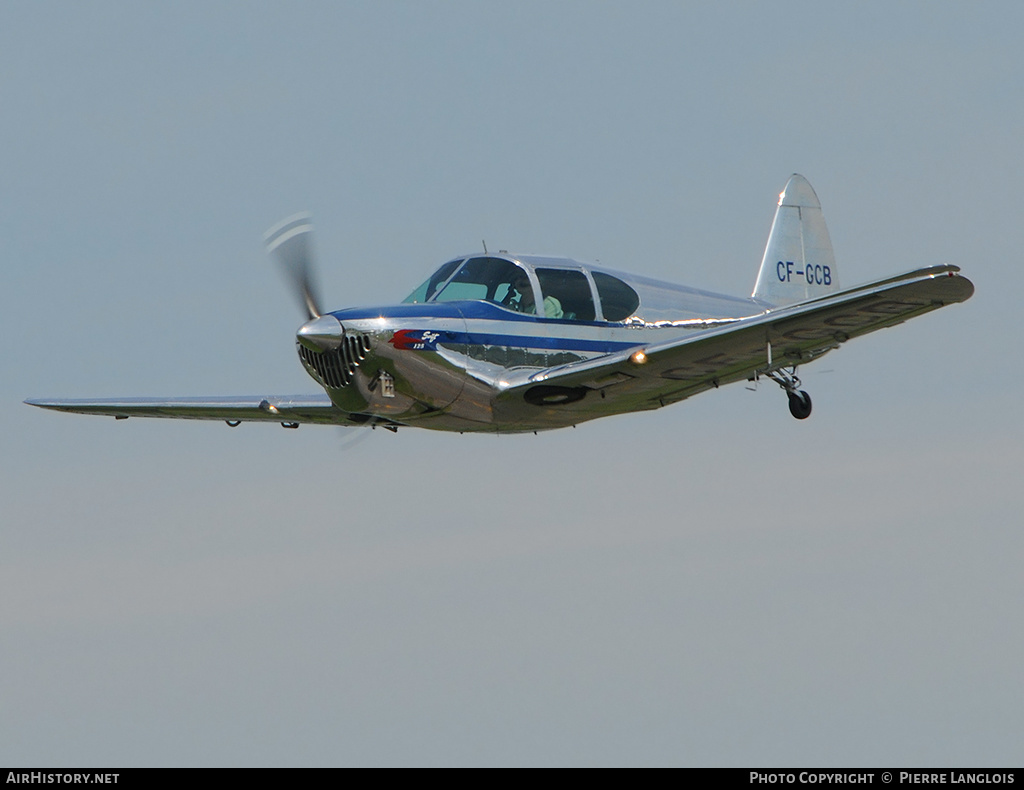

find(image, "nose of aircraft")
[297,314,344,351]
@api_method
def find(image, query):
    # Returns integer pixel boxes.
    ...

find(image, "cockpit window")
[593,272,640,321]
[402,258,464,303]
[534,269,595,321]
[433,257,526,304]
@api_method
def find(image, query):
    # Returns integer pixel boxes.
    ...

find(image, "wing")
[25,394,348,426]
[496,265,974,419]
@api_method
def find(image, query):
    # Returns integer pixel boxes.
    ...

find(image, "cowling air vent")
[297,333,372,389]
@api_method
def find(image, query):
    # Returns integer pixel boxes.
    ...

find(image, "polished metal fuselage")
[299,254,764,433]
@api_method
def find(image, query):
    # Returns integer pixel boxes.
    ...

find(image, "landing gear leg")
[765,365,812,420]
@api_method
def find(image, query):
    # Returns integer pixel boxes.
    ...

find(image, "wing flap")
[25,394,346,426]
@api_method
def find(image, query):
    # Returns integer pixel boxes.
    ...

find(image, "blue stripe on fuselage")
[449,331,634,352]
[329,301,640,353]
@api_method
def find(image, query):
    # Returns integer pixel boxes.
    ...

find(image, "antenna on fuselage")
[482,240,488,254]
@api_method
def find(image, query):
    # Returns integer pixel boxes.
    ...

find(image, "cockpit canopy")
[403,255,640,322]
[403,253,759,323]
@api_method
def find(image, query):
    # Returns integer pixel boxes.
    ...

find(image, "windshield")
[432,257,527,304]
[402,258,464,303]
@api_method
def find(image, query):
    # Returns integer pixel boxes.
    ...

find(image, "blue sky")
[3,1,1022,766]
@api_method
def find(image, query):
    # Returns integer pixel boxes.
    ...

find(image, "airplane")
[27,174,974,433]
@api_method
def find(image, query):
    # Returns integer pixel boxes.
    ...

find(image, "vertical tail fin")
[752,174,839,306]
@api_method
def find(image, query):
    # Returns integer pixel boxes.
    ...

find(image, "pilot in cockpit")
[507,273,563,319]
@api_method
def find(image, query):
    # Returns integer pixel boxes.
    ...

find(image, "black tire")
[787,390,812,420]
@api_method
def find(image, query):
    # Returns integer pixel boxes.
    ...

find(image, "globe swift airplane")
[27,175,973,433]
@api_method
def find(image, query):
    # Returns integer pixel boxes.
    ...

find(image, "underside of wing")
[495,266,974,425]
[24,394,358,427]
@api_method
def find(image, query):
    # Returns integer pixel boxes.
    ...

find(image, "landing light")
[630,350,648,365]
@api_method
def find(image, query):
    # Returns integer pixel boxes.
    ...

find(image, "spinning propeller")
[264,213,343,351]
[264,213,323,319]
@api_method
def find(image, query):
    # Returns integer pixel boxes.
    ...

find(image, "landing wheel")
[787,390,812,420]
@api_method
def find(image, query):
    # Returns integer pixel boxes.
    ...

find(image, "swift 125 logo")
[389,329,442,351]
[777,261,831,286]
